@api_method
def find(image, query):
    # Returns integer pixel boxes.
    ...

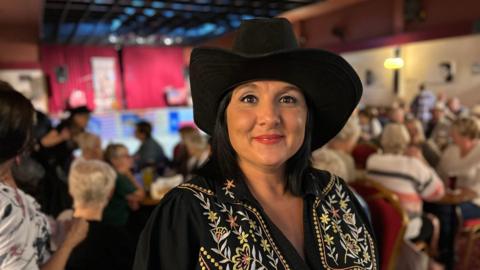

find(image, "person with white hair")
[183,132,210,180]
[311,148,349,181]
[76,132,103,161]
[366,123,444,242]
[66,159,135,270]
[325,114,361,181]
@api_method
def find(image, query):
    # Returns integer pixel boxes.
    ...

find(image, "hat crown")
[232,18,299,55]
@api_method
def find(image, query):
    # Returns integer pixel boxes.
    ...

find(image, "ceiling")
[42,0,322,46]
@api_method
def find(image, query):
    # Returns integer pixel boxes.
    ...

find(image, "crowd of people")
[313,84,480,269]
[1,17,480,270]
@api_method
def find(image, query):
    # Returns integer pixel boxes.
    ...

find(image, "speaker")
[55,66,68,83]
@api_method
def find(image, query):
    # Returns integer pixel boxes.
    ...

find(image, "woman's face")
[73,113,90,129]
[112,147,133,172]
[451,128,468,148]
[226,80,307,172]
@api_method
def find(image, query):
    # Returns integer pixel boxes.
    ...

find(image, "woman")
[135,18,377,270]
[66,159,135,270]
[0,81,88,269]
[366,123,444,241]
[437,117,480,219]
[183,132,210,180]
[35,105,91,216]
[103,143,145,227]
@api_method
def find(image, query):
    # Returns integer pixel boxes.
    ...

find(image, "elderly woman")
[135,18,377,270]
[76,132,103,161]
[321,115,361,182]
[366,123,444,241]
[66,159,135,270]
[104,143,145,227]
[437,117,480,219]
[0,81,88,270]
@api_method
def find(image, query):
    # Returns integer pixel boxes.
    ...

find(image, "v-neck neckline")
[246,193,316,270]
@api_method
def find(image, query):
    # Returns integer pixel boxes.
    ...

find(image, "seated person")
[66,159,135,270]
[103,143,145,227]
[76,132,103,161]
[183,132,210,180]
[0,81,88,270]
[171,125,199,177]
[366,123,444,242]
[437,117,480,218]
[323,115,361,181]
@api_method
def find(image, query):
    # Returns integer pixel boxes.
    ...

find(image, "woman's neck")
[0,160,17,188]
[238,161,288,200]
[73,206,103,221]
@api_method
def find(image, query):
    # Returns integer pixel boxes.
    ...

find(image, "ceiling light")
[136,36,146,44]
[163,37,173,45]
[384,57,404,70]
[108,34,118,43]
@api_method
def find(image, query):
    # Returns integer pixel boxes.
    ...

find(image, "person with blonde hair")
[68,160,116,215]
[66,159,135,270]
[76,132,102,161]
[183,132,210,180]
[366,123,444,241]
[324,115,361,181]
[431,116,480,268]
[437,117,480,217]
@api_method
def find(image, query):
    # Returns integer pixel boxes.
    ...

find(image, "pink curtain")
[40,45,122,113]
[122,46,185,109]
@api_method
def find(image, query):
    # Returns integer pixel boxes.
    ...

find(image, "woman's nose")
[257,102,280,127]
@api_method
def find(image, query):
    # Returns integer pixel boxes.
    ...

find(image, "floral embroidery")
[237,231,249,244]
[260,239,271,252]
[190,188,284,269]
[223,179,236,199]
[232,244,252,270]
[208,211,218,222]
[227,214,239,229]
[179,174,377,270]
[314,176,377,269]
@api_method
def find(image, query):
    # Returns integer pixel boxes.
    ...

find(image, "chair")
[352,143,378,169]
[454,213,480,270]
[350,179,409,270]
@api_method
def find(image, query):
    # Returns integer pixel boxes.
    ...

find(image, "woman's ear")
[15,155,21,165]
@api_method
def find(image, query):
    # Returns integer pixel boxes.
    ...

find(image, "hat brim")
[190,47,362,150]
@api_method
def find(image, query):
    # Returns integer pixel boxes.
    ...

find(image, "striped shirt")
[366,153,445,239]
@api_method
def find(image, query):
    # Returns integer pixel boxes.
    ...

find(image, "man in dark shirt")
[133,120,169,174]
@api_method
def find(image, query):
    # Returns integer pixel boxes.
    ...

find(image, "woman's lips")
[252,134,284,144]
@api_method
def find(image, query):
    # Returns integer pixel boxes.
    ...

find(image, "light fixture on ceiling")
[108,34,118,43]
[384,48,404,70]
[163,37,173,45]
[136,36,146,44]
[384,57,404,69]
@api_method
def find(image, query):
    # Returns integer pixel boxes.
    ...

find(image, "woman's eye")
[240,95,257,103]
[280,96,297,104]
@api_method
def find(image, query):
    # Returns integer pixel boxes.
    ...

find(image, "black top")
[67,221,135,270]
[134,168,378,270]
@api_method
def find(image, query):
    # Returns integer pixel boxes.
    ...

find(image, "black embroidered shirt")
[134,169,378,270]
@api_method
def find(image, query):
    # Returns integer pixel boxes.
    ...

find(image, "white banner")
[91,57,117,112]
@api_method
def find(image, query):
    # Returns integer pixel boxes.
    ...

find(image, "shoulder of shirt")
[0,183,25,226]
[306,167,344,196]
[176,176,215,196]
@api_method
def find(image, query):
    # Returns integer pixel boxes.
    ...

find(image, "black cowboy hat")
[189,17,362,150]
[66,105,91,116]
